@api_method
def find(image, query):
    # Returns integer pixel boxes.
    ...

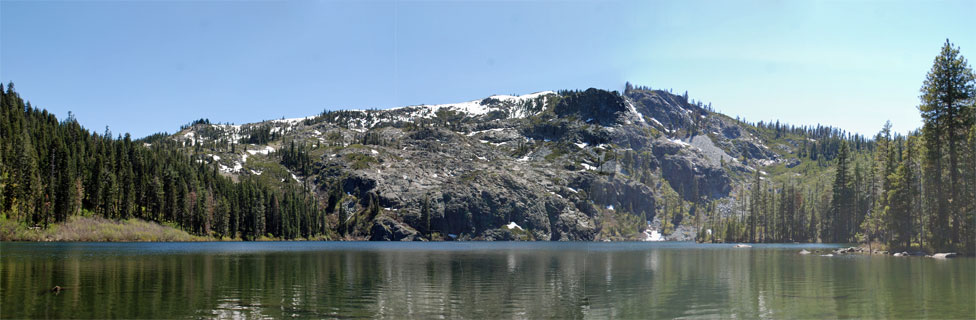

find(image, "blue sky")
[1,0,973,138]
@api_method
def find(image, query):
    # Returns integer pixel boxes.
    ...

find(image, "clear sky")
[1,0,973,138]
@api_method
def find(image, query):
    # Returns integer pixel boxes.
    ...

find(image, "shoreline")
[0,217,969,258]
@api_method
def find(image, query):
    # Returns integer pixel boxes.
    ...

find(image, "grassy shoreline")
[0,215,213,242]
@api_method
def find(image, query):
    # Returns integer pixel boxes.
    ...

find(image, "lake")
[1,242,973,319]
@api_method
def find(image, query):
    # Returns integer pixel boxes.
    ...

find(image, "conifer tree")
[886,138,916,251]
[829,140,853,242]
[919,39,976,252]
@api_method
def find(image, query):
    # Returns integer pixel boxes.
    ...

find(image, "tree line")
[0,85,333,240]
[698,40,976,255]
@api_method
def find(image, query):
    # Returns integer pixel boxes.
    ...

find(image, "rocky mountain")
[168,86,803,241]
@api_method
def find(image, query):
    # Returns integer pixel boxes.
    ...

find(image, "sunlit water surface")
[1,242,973,319]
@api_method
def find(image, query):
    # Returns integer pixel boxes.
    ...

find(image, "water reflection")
[1,242,973,319]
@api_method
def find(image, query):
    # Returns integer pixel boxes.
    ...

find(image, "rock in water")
[734,244,752,248]
[799,249,811,255]
[931,253,957,259]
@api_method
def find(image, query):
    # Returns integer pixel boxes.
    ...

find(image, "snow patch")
[465,128,506,137]
[643,229,665,241]
[669,138,691,147]
[625,100,646,124]
[247,146,275,155]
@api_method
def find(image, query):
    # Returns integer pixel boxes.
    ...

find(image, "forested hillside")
[0,85,330,240]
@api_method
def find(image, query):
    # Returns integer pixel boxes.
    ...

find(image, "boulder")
[799,249,811,255]
[931,253,957,259]
[369,215,424,241]
[833,247,860,254]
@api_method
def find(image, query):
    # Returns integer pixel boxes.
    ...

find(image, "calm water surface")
[1,242,973,319]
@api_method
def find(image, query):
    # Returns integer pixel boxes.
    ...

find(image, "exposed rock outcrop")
[172,87,803,241]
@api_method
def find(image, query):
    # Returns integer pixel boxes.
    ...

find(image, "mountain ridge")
[167,85,811,241]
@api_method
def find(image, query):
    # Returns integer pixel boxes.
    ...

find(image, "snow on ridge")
[271,116,317,124]
[391,91,556,119]
[290,91,558,131]
[408,91,554,117]
[485,91,556,103]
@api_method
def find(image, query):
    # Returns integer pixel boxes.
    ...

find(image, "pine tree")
[829,140,854,242]
[919,39,976,251]
[886,138,916,251]
[421,194,432,238]
[336,199,347,237]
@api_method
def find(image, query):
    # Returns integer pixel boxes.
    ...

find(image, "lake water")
[1,242,973,319]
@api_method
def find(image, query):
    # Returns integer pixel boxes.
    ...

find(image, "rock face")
[554,89,630,126]
[655,146,732,202]
[172,87,796,241]
[369,215,423,241]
